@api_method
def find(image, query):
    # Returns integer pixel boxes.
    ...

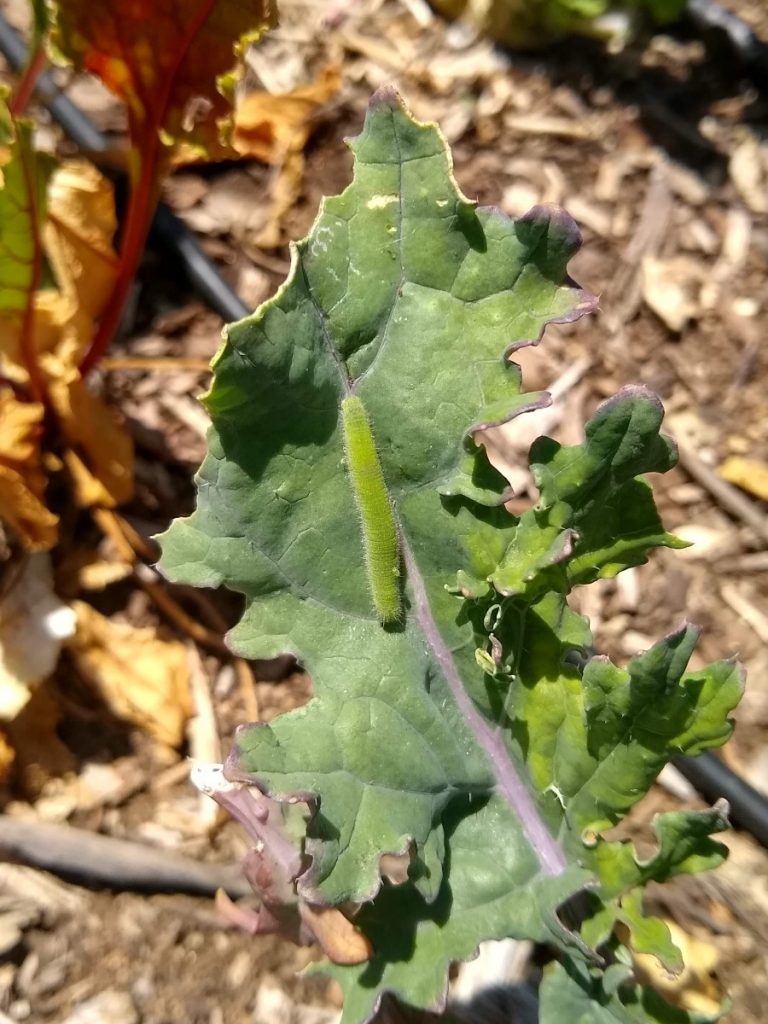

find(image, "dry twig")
[676,442,768,546]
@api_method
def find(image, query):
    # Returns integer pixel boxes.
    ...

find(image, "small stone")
[59,991,139,1024]
[227,950,252,990]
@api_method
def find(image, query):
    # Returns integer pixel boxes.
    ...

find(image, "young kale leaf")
[158,91,742,1023]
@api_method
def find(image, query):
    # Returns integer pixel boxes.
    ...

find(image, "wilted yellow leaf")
[0,394,59,550]
[0,553,76,720]
[0,114,54,400]
[634,919,722,1016]
[66,601,192,747]
[41,161,133,507]
[239,65,341,248]
[718,456,768,504]
[44,160,120,330]
[0,728,15,785]
[232,65,341,165]
[0,150,134,512]
[4,683,76,794]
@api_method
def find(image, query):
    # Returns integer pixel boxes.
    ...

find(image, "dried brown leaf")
[0,156,134,513]
[4,684,76,794]
[66,601,192,747]
[299,901,373,966]
[0,729,14,786]
[0,394,58,550]
[641,255,701,333]
[175,65,342,247]
[718,456,768,504]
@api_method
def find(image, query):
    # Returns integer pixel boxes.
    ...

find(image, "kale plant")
[158,91,742,1023]
[431,0,688,49]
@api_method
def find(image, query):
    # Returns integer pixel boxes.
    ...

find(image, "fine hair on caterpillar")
[340,395,402,624]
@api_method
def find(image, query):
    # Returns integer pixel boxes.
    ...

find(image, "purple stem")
[216,787,302,880]
[402,540,568,876]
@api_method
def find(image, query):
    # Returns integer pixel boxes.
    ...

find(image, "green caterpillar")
[341,395,402,624]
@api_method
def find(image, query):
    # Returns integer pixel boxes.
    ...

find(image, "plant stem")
[402,540,568,877]
[8,44,46,117]
[79,0,220,377]
[17,138,46,406]
[78,145,163,377]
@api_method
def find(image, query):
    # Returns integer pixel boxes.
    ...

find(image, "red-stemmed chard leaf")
[51,0,276,373]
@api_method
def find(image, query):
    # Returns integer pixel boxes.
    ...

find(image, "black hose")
[0,15,250,324]
[151,201,250,323]
[685,0,768,88]
[674,751,768,848]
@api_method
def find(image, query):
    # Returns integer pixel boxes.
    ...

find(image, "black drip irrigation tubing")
[0,17,250,324]
[685,0,768,88]
[675,752,768,849]
[2,11,768,852]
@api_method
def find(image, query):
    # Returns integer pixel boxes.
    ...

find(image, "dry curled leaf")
[718,456,768,504]
[0,119,134,517]
[0,728,14,786]
[232,65,341,164]
[299,902,373,966]
[66,601,192,747]
[0,394,58,551]
[37,160,134,508]
[174,65,342,247]
[242,66,341,248]
[633,919,722,1016]
[4,684,76,794]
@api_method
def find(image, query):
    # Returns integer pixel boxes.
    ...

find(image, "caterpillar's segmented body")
[341,395,402,624]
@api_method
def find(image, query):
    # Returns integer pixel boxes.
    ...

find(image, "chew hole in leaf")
[341,396,401,624]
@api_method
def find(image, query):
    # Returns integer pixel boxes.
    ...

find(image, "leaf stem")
[8,44,46,117]
[17,137,46,406]
[402,540,568,876]
[78,144,162,377]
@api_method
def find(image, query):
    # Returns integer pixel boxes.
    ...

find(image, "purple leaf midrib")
[402,538,567,876]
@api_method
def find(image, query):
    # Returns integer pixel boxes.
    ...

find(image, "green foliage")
[432,0,689,49]
[0,114,53,320]
[540,957,724,1024]
[158,92,741,1023]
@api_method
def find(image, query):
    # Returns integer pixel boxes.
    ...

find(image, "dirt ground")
[1,0,768,1021]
